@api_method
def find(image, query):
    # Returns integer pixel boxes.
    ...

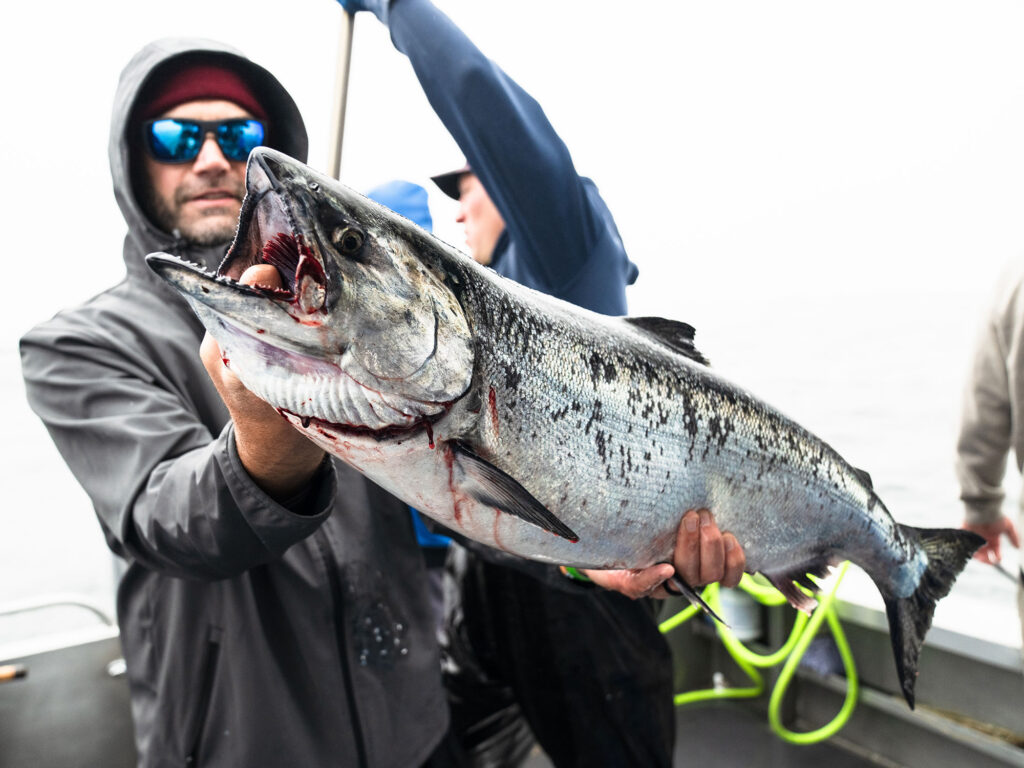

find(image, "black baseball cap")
[430,162,472,200]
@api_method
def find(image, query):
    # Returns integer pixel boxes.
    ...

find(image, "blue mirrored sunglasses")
[143,118,266,163]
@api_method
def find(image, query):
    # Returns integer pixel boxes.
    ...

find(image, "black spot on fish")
[682,408,698,438]
[586,351,616,386]
[584,400,603,435]
[504,367,521,391]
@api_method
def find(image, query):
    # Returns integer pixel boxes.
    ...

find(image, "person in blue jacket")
[336,2,747,766]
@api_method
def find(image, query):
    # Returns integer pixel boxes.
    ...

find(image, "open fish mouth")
[212,153,330,316]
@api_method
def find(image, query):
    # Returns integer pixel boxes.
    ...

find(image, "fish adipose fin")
[452,443,580,542]
[623,317,709,366]
[882,526,984,709]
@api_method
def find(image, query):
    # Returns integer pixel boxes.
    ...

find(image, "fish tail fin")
[882,525,983,709]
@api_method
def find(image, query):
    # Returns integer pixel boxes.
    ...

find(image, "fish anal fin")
[451,442,579,542]
[766,576,819,615]
[623,317,709,366]
[763,560,835,614]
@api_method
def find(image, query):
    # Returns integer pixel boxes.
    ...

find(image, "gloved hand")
[334,0,391,25]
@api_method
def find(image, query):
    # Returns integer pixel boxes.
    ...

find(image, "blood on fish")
[492,512,506,550]
[277,409,447,444]
[262,232,302,284]
[425,422,435,450]
[295,251,327,286]
[488,387,499,436]
[263,233,328,313]
[443,446,464,527]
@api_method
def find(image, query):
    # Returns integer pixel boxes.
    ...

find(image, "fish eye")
[331,226,364,256]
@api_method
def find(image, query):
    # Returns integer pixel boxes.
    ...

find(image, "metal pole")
[327,10,356,180]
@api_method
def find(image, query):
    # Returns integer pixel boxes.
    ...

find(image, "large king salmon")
[147,148,982,707]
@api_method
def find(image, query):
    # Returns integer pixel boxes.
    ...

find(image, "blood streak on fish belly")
[442,445,465,528]
[488,387,499,436]
[493,512,504,549]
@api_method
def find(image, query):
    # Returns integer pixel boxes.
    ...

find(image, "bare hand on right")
[964,516,1020,564]
[583,508,746,599]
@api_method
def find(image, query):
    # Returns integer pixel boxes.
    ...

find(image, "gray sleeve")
[20,320,334,580]
[955,306,1013,526]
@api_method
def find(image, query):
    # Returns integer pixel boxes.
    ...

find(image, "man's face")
[141,99,251,247]
[456,173,505,265]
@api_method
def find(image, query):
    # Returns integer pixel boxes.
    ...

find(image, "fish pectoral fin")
[451,443,580,543]
[666,575,727,625]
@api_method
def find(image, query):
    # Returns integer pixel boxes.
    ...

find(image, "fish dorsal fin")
[451,443,579,542]
[852,466,874,489]
[624,317,709,366]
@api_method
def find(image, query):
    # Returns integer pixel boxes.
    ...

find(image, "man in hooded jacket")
[19,38,453,768]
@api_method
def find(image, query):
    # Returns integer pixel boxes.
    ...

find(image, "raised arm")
[349,0,611,293]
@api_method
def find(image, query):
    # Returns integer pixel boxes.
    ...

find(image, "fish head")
[147,147,474,433]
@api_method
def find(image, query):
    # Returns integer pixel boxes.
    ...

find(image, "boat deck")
[5,589,1024,768]
[524,699,881,768]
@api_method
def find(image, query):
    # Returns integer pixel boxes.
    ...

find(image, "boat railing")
[0,592,120,666]
[0,593,117,626]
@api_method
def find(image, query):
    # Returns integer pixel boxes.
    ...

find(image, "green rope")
[659,562,857,744]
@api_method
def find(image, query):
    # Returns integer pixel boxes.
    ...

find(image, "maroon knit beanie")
[140,63,268,120]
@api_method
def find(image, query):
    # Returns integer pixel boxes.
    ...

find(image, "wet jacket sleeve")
[955,279,1022,527]
[20,318,335,580]
[388,0,604,294]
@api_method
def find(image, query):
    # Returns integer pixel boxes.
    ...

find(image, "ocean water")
[0,286,1019,654]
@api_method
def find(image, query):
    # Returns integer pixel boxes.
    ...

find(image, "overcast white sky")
[4,0,1024,338]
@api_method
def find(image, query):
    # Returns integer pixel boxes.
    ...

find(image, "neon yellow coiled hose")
[659,561,857,744]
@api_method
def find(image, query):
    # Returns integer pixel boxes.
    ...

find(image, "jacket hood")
[110,37,308,281]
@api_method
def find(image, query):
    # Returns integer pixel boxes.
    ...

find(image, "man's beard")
[146,177,244,248]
